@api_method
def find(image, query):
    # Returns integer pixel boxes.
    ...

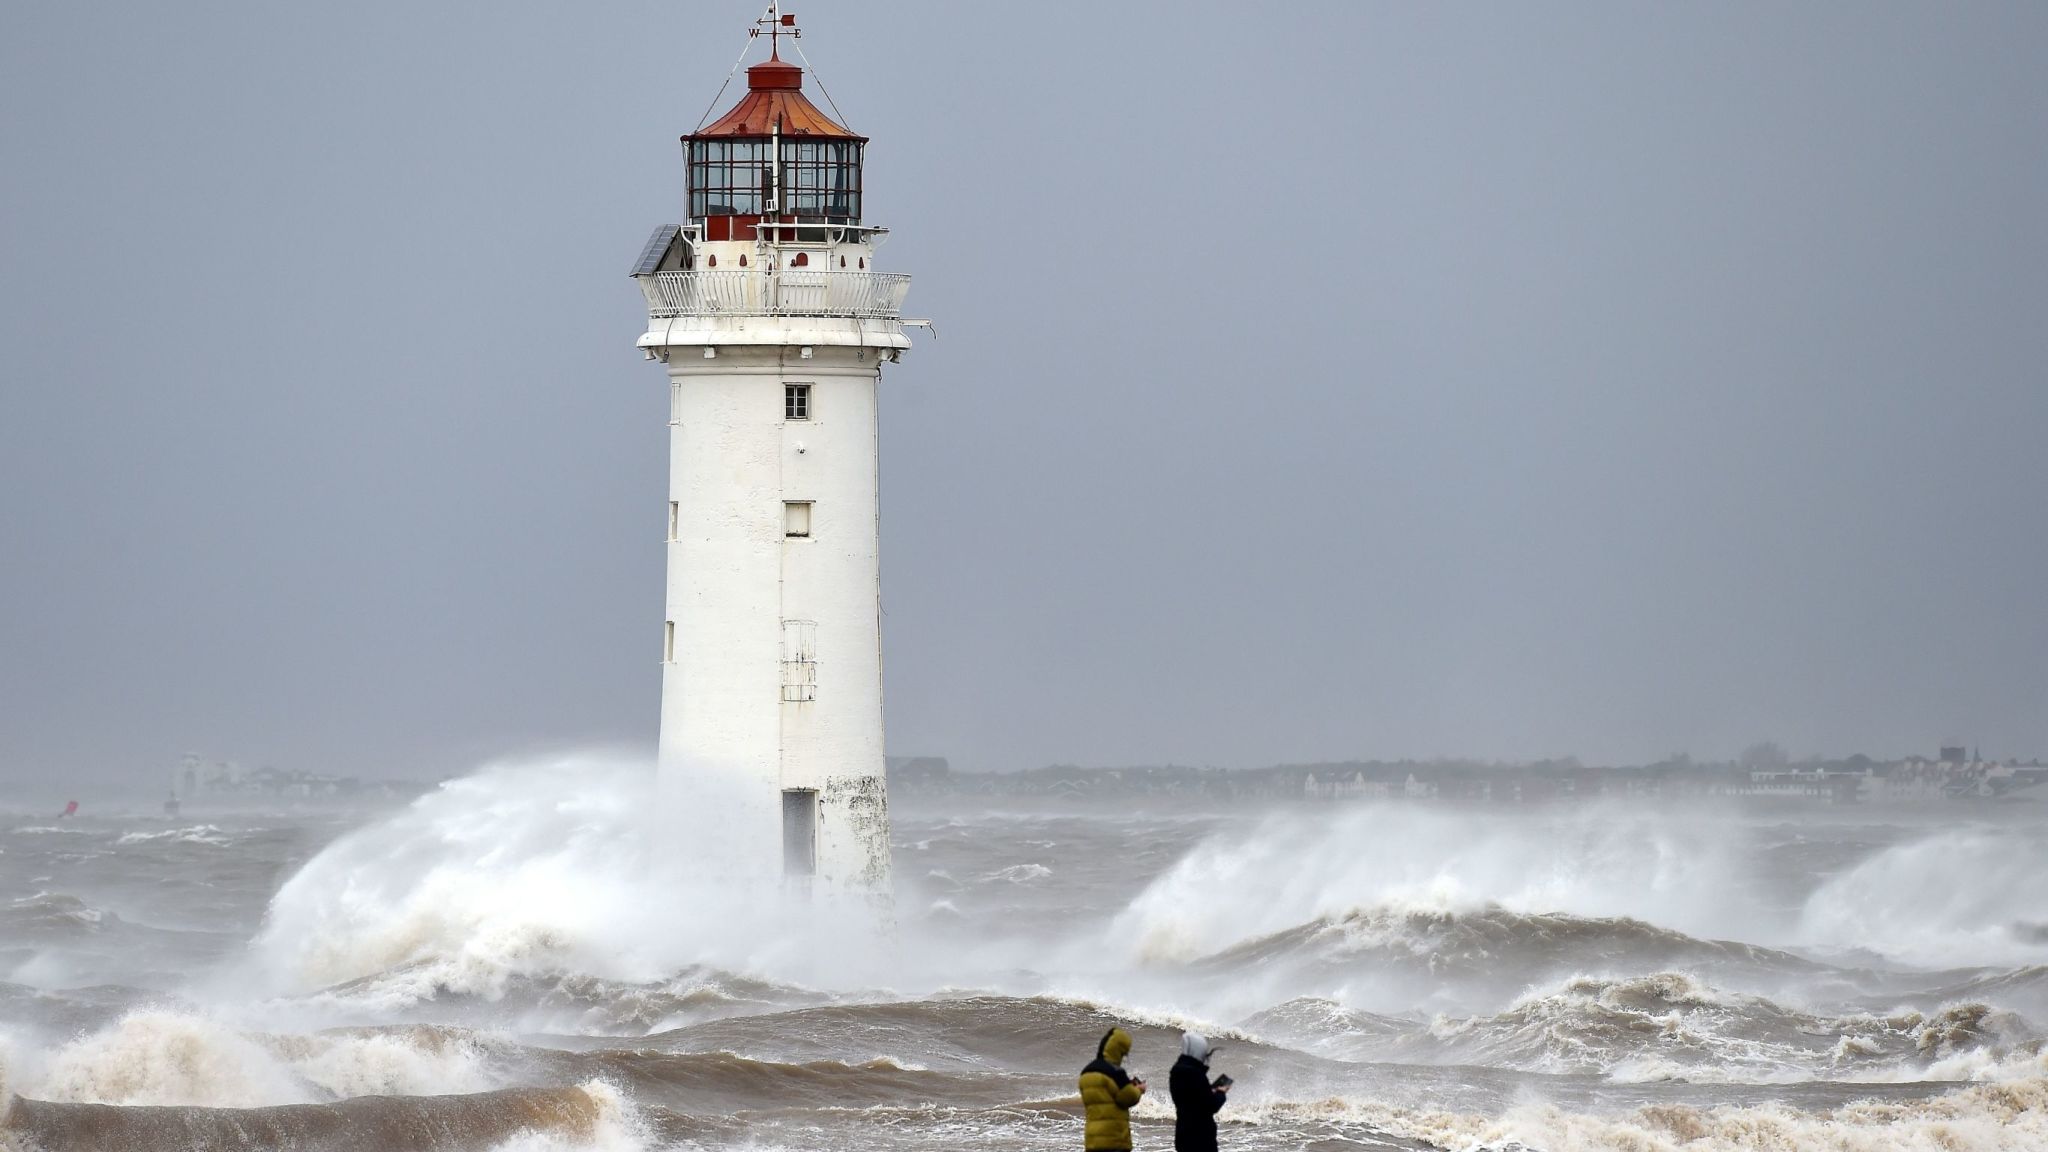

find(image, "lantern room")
[685,51,867,243]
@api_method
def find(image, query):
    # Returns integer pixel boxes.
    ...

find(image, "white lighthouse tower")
[631,7,913,895]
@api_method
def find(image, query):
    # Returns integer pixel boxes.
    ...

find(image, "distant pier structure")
[632,5,921,895]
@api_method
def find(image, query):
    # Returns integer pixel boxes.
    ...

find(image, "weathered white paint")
[638,237,908,896]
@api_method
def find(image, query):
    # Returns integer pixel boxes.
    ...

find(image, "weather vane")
[751,2,800,55]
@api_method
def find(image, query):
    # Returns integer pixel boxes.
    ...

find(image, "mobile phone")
[1214,1074,1233,1088]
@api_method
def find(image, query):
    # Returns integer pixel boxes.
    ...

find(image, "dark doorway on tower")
[782,788,817,878]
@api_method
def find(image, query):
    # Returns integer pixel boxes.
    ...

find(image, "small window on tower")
[667,501,679,542]
[785,384,811,420]
[784,501,812,538]
[669,382,682,425]
[663,621,675,663]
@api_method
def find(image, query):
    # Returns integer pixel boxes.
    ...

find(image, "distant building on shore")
[172,754,422,802]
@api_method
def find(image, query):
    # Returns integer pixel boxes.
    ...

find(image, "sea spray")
[1111,804,1763,967]
[1798,825,2048,968]
[235,754,904,1011]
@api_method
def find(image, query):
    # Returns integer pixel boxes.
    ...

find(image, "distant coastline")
[888,751,2048,805]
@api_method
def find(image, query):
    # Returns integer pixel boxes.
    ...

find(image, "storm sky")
[2,1,2044,782]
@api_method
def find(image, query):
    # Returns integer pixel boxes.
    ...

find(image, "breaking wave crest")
[2,1081,639,1152]
[23,1010,504,1107]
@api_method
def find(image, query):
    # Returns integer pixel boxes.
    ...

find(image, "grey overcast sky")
[2,2,2044,783]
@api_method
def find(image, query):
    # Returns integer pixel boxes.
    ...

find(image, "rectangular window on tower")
[669,382,682,425]
[663,621,675,664]
[667,501,679,542]
[785,383,811,420]
[784,501,812,538]
[781,789,817,878]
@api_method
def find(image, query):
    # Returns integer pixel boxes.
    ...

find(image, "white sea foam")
[983,863,1053,883]
[1222,1075,2048,1151]
[116,825,233,847]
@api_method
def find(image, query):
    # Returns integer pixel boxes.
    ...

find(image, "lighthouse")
[631,6,913,895]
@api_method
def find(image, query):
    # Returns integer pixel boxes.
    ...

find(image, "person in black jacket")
[1168,1030,1229,1152]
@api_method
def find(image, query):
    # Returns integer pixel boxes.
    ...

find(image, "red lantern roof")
[691,52,863,141]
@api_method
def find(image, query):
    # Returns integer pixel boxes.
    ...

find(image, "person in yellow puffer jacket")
[1079,1026,1146,1151]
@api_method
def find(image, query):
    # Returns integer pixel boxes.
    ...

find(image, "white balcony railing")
[639,270,911,320]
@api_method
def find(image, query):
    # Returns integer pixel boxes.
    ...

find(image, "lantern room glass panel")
[688,139,772,217]
[779,140,863,220]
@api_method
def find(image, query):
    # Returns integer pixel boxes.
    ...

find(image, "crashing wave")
[1415,973,2042,1082]
[1232,973,2045,1084]
[240,756,901,1008]
[25,1010,508,1107]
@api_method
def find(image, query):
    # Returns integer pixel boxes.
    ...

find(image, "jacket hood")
[1180,1031,1211,1064]
[1097,1027,1133,1065]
